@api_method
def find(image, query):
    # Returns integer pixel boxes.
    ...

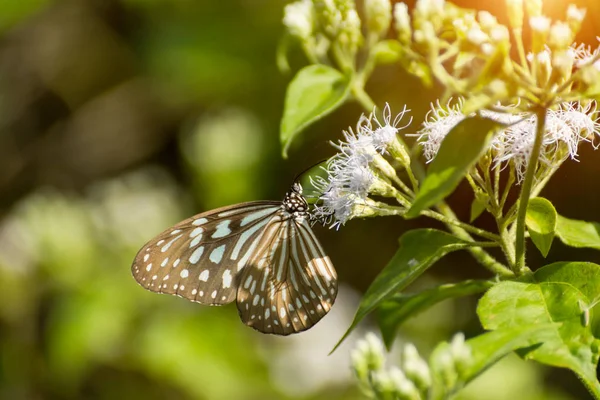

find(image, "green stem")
[411,154,512,277]
[352,84,376,112]
[514,108,547,274]
[421,210,500,242]
[435,203,513,278]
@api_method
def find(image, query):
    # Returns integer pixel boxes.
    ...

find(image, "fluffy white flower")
[414,99,599,182]
[312,104,410,228]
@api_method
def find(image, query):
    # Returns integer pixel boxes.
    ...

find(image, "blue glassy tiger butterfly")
[131,182,337,335]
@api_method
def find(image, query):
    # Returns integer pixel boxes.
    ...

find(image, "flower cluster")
[312,104,411,228]
[414,100,600,182]
[351,332,472,399]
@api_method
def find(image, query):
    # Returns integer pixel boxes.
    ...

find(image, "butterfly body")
[132,183,337,335]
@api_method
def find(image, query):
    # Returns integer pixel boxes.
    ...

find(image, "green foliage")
[378,280,493,350]
[280,65,350,157]
[333,229,472,352]
[556,215,600,250]
[478,262,600,396]
[406,117,503,218]
[526,197,557,257]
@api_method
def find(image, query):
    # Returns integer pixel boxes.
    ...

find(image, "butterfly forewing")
[131,184,338,335]
[132,201,281,305]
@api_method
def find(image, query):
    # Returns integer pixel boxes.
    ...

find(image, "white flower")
[413,99,600,182]
[572,42,600,69]
[410,99,465,162]
[313,104,410,228]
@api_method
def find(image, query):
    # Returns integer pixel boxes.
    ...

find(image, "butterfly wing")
[131,201,282,305]
[236,216,338,335]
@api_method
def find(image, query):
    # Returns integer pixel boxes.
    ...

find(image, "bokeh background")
[0,1,599,399]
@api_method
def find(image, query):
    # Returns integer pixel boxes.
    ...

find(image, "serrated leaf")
[478,262,600,397]
[526,197,557,257]
[406,117,503,218]
[280,65,350,158]
[378,280,493,350]
[556,215,600,250]
[332,229,471,353]
[429,325,557,400]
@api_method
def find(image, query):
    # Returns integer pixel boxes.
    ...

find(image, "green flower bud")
[402,343,432,393]
[365,0,392,38]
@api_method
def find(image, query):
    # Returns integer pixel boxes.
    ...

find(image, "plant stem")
[421,210,500,242]
[514,107,547,274]
[352,84,376,111]
[435,203,513,278]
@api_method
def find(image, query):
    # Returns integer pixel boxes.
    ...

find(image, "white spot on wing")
[190,227,203,238]
[212,220,232,238]
[193,218,208,226]
[199,269,209,282]
[189,246,204,264]
[209,245,226,264]
[222,269,232,288]
[180,269,189,278]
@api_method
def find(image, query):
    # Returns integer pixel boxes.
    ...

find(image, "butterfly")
[131,182,337,335]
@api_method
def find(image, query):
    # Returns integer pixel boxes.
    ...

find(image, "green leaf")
[470,191,489,222]
[332,229,471,353]
[280,65,350,158]
[378,280,493,350]
[406,116,503,218]
[556,215,600,250]
[525,197,557,257]
[478,262,600,397]
[429,325,557,400]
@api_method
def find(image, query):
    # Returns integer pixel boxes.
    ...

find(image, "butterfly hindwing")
[131,201,281,305]
[237,217,338,335]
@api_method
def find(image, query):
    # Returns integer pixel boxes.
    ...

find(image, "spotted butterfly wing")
[131,183,337,335]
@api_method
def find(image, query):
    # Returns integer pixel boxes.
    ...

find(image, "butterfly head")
[283,183,308,217]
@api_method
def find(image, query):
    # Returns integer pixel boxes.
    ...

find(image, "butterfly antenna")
[293,159,329,184]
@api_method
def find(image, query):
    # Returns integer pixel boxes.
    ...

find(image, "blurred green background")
[0,1,598,399]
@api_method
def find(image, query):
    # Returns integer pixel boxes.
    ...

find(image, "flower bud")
[365,0,392,38]
[505,0,523,30]
[394,3,412,44]
[402,343,432,393]
[389,367,422,400]
[450,333,472,377]
[283,0,314,40]
[548,21,573,51]
[529,16,550,54]
[524,0,542,18]
[566,5,586,34]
